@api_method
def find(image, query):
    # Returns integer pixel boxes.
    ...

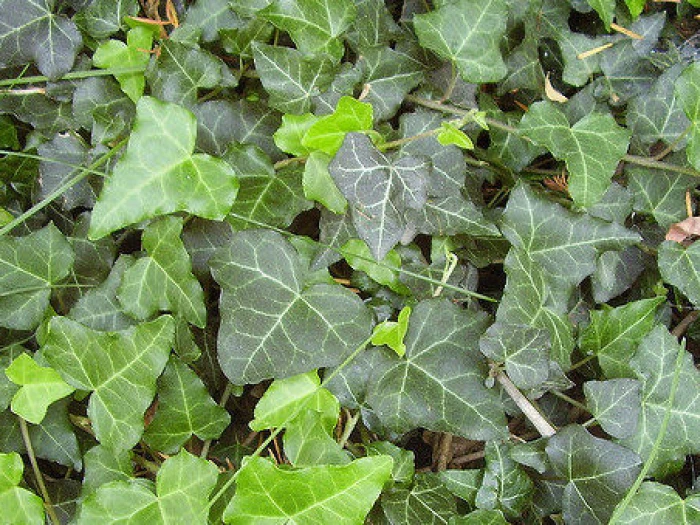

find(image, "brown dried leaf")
[666,216,700,243]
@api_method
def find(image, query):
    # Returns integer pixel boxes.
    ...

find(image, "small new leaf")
[437,122,474,150]
[371,306,411,357]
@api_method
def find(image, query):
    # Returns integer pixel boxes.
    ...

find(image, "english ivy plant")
[1,0,700,523]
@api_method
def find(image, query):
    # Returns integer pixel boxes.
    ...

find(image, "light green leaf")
[77,449,219,524]
[658,241,700,307]
[371,306,411,357]
[260,0,356,60]
[89,97,239,240]
[501,183,641,295]
[620,325,700,477]
[0,452,44,525]
[587,0,615,30]
[118,216,206,327]
[0,223,74,331]
[302,96,373,155]
[143,356,230,453]
[625,0,646,18]
[224,143,312,230]
[329,133,429,260]
[675,61,700,170]
[93,26,153,102]
[579,297,665,378]
[614,481,700,524]
[519,101,630,208]
[224,455,392,524]
[146,40,230,108]
[250,371,322,430]
[382,473,458,525]
[367,299,507,440]
[43,316,175,451]
[303,151,348,213]
[341,238,407,294]
[5,353,74,424]
[546,424,642,525]
[413,0,507,83]
[479,322,550,390]
[584,379,641,439]
[282,404,351,467]
[252,42,336,114]
[437,122,473,150]
[274,113,319,156]
[210,229,373,384]
[628,168,697,229]
[0,0,82,79]
[476,442,534,519]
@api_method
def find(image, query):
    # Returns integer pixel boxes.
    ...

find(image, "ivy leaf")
[259,0,356,61]
[220,17,274,58]
[346,0,400,52]
[479,322,550,390]
[381,473,458,524]
[452,510,509,524]
[587,0,615,31]
[93,26,153,103]
[628,168,697,229]
[620,325,700,477]
[37,133,95,210]
[69,255,136,332]
[146,40,230,108]
[302,96,373,155]
[303,151,348,213]
[0,0,82,79]
[184,0,241,43]
[584,379,641,439]
[329,133,429,260]
[439,469,482,506]
[579,297,665,378]
[143,356,230,453]
[210,229,373,384]
[0,223,74,331]
[676,62,700,170]
[367,299,507,441]
[72,77,136,145]
[81,445,132,497]
[0,452,44,525]
[658,241,700,307]
[250,371,324,429]
[223,143,312,230]
[614,481,700,524]
[77,449,219,524]
[89,97,239,240]
[252,43,336,114]
[413,0,507,83]
[75,0,139,39]
[118,216,206,327]
[366,441,415,487]
[519,101,630,208]
[501,183,641,295]
[5,353,74,425]
[43,316,175,451]
[274,113,318,156]
[546,424,642,525]
[437,122,474,150]
[224,456,392,524]
[341,239,408,295]
[371,306,411,357]
[475,442,534,519]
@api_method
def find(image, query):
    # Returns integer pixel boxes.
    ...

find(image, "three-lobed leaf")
[0,452,44,524]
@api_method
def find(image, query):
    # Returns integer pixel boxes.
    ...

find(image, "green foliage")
[2,1,700,522]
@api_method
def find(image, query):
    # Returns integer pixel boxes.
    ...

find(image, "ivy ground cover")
[2,0,700,523]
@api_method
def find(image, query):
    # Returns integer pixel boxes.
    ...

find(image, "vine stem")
[205,335,374,512]
[0,138,127,237]
[19,417,60,525]
[404,94,700,178]
[494,367,557,438]
[337,409,360,450]
[0,67,147,87]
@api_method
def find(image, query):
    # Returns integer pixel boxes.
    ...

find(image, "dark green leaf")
[89,97,239,239]
[439,469,482,506]
[143,356,230,453]
[584,379,641,439]
[0,223,74,330]
[81,445,132,496]
[0,0,82,79]
[330,133,429,260]
[37,133,95,210]
[72,77,135,145]
[413,0,507,83]
[224,456,392,523]
[382,473,458,525]
[252,43,336,114]
[450,509,508,525]
[366,440,415,487]
[75,0,139,39]
[118,216,206,327]
[676,61,700,170]
[367,299,507,440]
[614,481,700,524]
[182,217,233,279]
[43,316,175,451]
[184,0,242,43]
[658,241,700,307]
[210,229,372,384]
[546,424,641,525]
[628,168,697,229]
[220,17,274,58]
